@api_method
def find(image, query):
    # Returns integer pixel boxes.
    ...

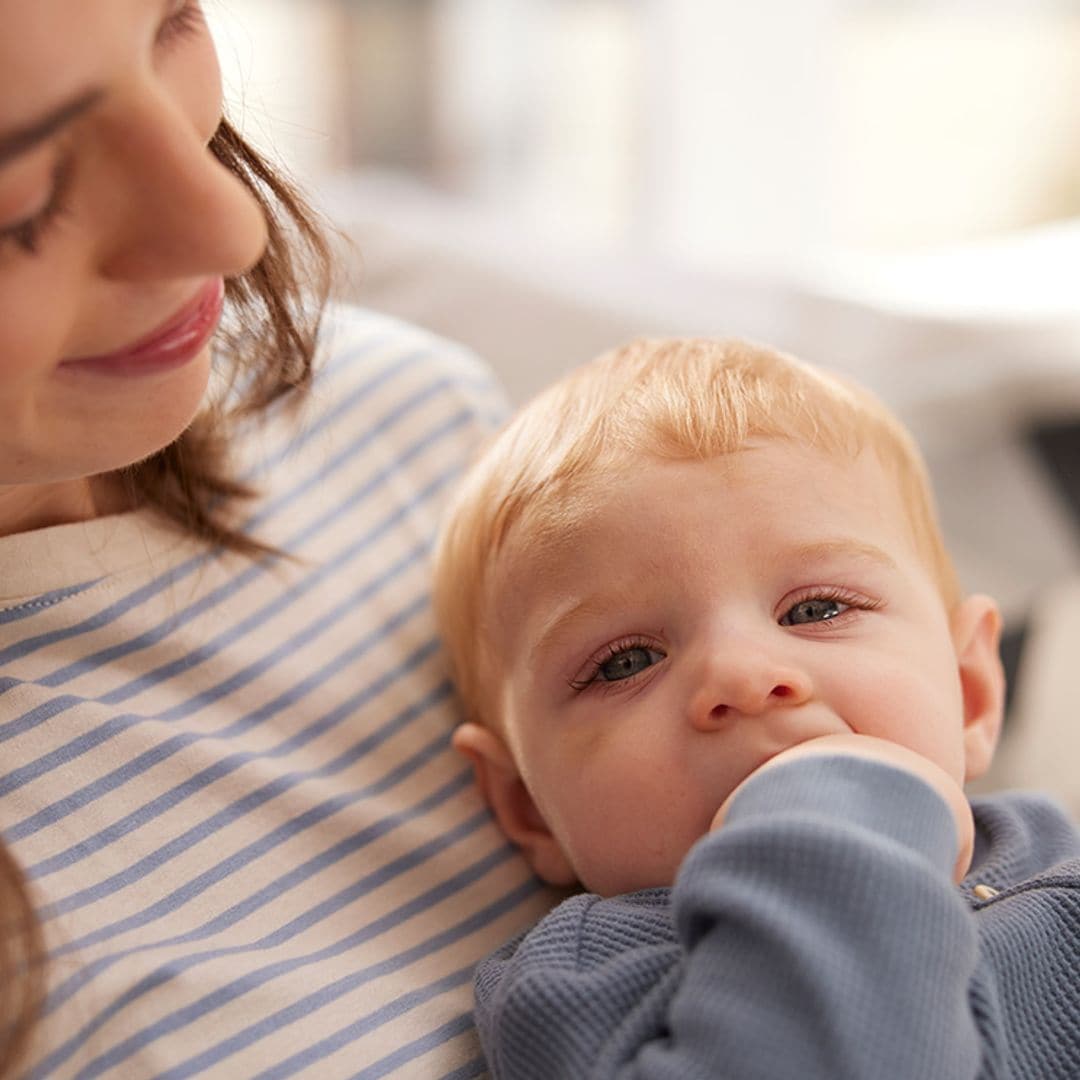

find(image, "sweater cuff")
[723,754,959,876]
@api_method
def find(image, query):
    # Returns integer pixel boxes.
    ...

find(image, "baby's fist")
[711,733,974,882]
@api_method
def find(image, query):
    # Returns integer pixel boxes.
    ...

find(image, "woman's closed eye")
[157,0,207,47]
[570,638,666,691]
[0,158,75,257]
[0,1,208,259]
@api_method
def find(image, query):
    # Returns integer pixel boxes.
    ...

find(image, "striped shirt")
[0,306,556,1079]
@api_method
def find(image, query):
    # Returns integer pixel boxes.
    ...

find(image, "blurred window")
[210,0,1080,268]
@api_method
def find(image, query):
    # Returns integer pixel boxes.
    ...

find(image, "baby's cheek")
[850,667,965,769]
[566,783,707,895]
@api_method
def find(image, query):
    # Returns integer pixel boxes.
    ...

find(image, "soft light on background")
[207,0,1080,318]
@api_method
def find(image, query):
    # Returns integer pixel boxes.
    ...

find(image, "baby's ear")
[951,594,1006,781]
[452,723,578,887]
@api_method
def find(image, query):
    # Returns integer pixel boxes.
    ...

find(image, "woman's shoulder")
[229,300,509,484]
[316,302,504,399]
[223,302,509,539]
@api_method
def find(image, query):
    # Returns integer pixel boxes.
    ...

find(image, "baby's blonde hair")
[433,338,960,727]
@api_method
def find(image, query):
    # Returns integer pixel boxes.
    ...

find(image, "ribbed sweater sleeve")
[476,755,991,1079]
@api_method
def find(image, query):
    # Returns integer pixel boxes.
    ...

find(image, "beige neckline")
[0,511,193,606]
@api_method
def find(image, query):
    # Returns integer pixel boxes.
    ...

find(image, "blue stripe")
[13,542,431,845]
[68,854,536,1080]
[35,792,491,1075]
[253,967,476,1080]
[43,775,481,1017]
[47,795,487,1024]
[214,319,395,426]
[435,1058,489,1080]
[235,342,428,483]
[0,377,464,705]
[0,560,213,698]
[0,332,395,635]
[0,345,459,681]
[234,375,462,542]
[1,537,426,807]
[244,333,499,484]
[30,617,438,885]
[45,707,455,945]
[0,433,466,796]
[0,401,467,756]
[351,1014,479,1080]
[0,579,105,624]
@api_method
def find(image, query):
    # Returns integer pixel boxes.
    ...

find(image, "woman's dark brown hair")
[1,119,333,1066]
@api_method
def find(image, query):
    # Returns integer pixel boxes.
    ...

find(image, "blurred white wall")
[430,0,642,247]
[207,0,1080,276]
[207,0,347,180]
[640,0,844,269]
[639,0,1080,268]
[838,9,1080,247]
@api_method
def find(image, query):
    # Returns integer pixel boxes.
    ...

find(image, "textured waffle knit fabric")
[0,305,555,1079]
[475,755,1080,1080]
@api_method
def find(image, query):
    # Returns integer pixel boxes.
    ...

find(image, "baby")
[433,338,1080,1079]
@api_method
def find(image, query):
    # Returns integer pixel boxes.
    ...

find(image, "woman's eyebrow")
[0,88,104,167]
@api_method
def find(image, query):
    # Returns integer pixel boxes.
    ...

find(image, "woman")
[0,2,552,1074]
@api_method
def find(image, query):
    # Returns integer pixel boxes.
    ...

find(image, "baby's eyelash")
[779,586,881,628]
[569,636,666,692]
[0,157,75,257]
[789,586,868,606]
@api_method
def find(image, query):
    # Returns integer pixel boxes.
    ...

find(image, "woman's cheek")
[0,225,90,371]
[0,281,63,384]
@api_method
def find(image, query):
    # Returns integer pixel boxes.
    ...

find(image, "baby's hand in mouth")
[709,733,974,882]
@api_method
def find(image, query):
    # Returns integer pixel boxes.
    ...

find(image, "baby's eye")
[595,646,664,682]
[780,597,849,625]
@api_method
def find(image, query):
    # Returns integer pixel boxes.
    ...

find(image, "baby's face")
[489,441,994,896]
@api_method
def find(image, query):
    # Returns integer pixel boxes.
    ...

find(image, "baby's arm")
[660,751,980,1079]
[476,752,989,1079]
[713,732,976,881]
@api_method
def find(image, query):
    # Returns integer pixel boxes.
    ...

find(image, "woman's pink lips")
[60,278,225,377]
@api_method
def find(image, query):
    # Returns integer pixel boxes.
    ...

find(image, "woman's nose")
[95,96,268,281]
[687,636,812,731]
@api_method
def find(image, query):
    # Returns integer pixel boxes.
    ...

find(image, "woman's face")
[0,1,267,533]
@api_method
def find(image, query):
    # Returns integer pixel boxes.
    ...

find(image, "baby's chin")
[574,850,695,898]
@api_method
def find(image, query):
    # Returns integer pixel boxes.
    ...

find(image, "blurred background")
[206,0,1080,804]
[209,0,1080,282]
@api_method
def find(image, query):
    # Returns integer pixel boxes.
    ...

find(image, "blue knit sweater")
[475,756,1080,1079]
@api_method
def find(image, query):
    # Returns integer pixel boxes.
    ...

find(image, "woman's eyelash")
[158,0,206,46]
[0,3,205,258]
[0,158,75,256]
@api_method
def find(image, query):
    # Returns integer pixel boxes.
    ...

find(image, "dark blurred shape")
[335,0,439,172]
[1008,415,1080,723]
[1027,418,1080,530]
[1000,622,1027,722]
